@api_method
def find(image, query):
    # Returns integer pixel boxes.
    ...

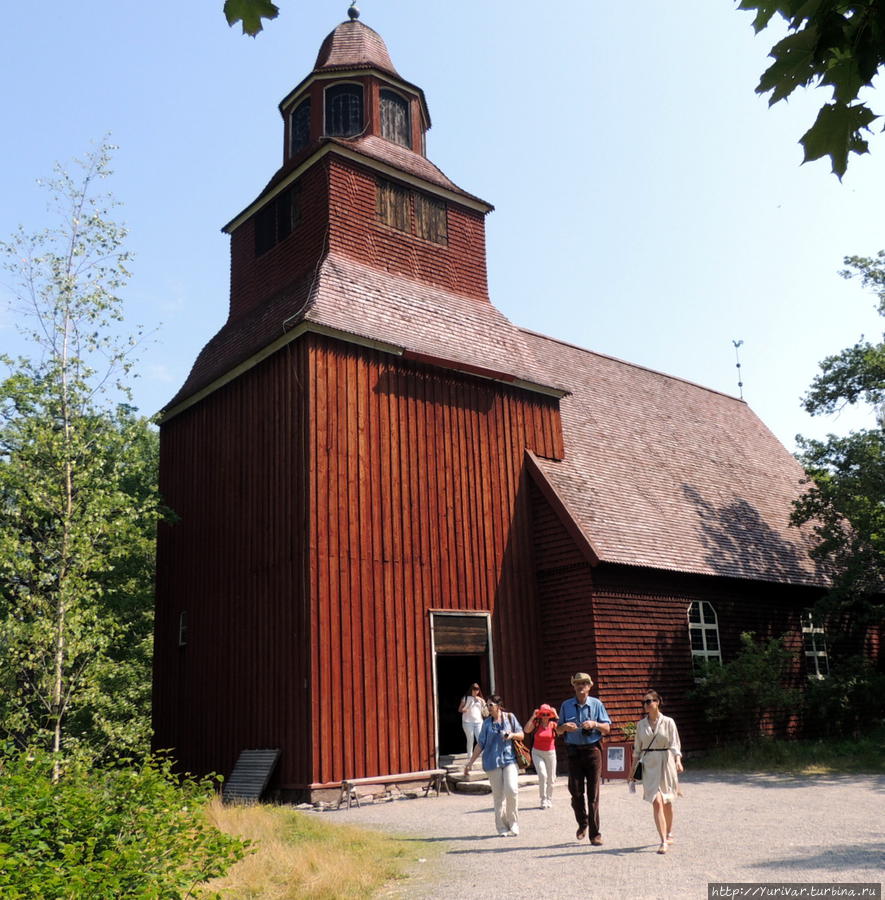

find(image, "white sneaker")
[507,825,519,836]
[498,830,508,837]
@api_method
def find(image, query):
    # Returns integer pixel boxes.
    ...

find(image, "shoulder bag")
[629,717,661,782]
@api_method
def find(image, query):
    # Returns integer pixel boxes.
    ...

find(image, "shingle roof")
[163,254,563,412]
[520,330,826,587]
[314,20,398,77]
[305,255,555,388]
[332,135,490,205]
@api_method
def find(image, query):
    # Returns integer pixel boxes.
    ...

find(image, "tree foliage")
[0,749,247,899]
[689,632,800,741]
[792,251,885,636]
[738,2,885,178]
[0,144,161,772]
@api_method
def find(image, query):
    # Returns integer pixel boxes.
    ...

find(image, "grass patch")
[691,728,885,775]
[198,798,432,899]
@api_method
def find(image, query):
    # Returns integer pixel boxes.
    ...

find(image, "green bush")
[804,655,885,739]
[689,632,800,742]
[0,750,247,899]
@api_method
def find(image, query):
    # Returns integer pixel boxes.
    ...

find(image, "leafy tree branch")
[739,2,885,178]
[792,251,885,637]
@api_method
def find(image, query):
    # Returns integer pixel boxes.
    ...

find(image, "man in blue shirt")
[557,672,612,845]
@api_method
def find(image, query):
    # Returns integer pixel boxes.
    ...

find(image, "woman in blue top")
[463,694,524,836]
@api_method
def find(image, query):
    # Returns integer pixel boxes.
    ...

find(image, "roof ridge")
[518,326,745,404]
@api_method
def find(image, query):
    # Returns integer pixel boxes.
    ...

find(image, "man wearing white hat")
[557,673,612,845]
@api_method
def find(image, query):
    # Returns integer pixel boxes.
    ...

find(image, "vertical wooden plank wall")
[528,480,599,711]
[307,334,562,784]
[154,342,310,789]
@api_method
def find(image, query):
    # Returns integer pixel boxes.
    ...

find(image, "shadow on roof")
[681,484,827,586]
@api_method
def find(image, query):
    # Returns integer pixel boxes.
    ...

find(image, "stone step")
[452,778,491,794]
[448,770,540,794]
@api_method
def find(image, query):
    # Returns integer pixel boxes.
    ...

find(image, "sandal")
[657,843,668,854]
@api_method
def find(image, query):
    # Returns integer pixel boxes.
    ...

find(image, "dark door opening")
[435,655,489,756]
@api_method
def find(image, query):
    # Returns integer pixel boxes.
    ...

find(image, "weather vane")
[732,339,744,400]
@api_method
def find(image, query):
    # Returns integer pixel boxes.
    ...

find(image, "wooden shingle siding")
[529,480,598,707]
[590,567,819,749]
[307,334,560,784]
[328,159,488,302]
[229,163,330,321]
[154,343,310,791]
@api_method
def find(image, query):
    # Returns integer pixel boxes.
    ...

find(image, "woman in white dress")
[630,690,683,854]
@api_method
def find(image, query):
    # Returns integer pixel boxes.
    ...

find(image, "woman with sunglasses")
[463,695,524,836]
[523,703,558,808]
[630,690,683,854]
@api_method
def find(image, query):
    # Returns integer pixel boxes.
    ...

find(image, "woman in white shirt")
[458,683,486,762]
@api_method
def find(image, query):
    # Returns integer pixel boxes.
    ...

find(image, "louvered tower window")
[415,193,447,244]
[380,89,410,148]
[377,180,410,232]
[325,83,363,137]
[289,98,311,156]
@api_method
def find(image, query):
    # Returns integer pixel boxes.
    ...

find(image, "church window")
[325,83,363,137]
[802,611,829,679]
[289,98,311,157]
[380,89,410,148]
[254,185,301,256]
[377,180,411,233]
[688,600,721,675]
[415,193,447,244]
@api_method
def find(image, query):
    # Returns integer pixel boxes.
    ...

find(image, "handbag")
[512,737,531,769]
[507,714,531,769]
[629,718,661,783]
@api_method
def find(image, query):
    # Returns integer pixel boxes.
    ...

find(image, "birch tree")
[0,144,160,775]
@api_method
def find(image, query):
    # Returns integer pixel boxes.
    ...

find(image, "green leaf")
[800,101,878,178]
[757,25,820,104]
[821,49,866,105]
[737,0,785,33]
[223,0,279,36]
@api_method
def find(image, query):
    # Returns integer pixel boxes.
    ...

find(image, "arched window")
[380,89,410,148]
[289,98,311,157]
[802,611,829,679]
[688,600,721,676]
[325,83,363,137]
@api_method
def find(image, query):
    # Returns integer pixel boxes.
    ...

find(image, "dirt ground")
[321,771,885,899]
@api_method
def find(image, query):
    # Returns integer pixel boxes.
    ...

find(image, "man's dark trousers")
[567,743,602,837]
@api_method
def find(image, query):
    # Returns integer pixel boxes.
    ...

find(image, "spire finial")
[732,339,745,400]
[348,2,360,20]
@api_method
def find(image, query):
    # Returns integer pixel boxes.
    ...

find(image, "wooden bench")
[337,768,450,809]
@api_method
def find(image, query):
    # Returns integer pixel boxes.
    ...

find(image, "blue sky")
[1,2,882,451]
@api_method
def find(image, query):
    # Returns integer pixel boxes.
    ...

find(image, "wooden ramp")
[222,749,281,804]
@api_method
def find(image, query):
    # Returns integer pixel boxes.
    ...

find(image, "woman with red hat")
[524,704,559,808]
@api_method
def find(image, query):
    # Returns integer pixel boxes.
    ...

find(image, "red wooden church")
[153,12,850,798]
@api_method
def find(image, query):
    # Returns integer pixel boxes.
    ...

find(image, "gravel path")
[320,772,884,899]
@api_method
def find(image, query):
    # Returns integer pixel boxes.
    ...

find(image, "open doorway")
[431,612,493,758]
[435,655,488,755]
